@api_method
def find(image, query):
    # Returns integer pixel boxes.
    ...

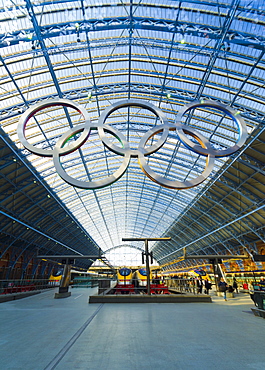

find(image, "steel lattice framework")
[0,0,264,270]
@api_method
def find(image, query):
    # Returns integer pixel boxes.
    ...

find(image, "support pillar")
[145,239,151,295]
[54,264,71,298]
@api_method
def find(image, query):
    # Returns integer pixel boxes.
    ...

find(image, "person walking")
[204,279,212,294]
[218,278,228,301]
[233,277,239,294]
[196,277,203,294]
[248,281,255,305]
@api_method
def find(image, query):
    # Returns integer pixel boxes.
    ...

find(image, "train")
[115,267,171,294]
[49,270,104,288]
[188,269,210,280]
[133,267,149,287]
[70,270,102,288]
[117,267,133,285]
[49,269,63,283]
[117,267,153,287]
[162,268,211,281]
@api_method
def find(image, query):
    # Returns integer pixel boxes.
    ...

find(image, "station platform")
[0,287,264,370]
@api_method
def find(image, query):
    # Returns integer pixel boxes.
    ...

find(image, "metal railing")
[166,278,199,294]
[0,279,60,295]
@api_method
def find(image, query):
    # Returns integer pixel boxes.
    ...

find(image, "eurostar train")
[49,269,63,283]
[117,267,133,285]
[133,267,150,287]
[70,270,102,288]
[163,268,210,281]
[189,269,210,280]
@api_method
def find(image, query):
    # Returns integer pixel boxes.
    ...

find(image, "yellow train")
[188,269,210,281]
[117,267,133,285]
[133,268,150,287]
[49,270,63,283]
[164,268,211,281]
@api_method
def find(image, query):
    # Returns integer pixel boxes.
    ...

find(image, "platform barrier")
[89,293,212,303]
[0,279,59,296]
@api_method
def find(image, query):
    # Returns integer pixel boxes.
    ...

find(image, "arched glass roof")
[0,0,264,267]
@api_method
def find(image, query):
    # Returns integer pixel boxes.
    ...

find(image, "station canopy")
[0,0,264,268]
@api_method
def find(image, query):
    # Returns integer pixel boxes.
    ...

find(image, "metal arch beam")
[239,155,265,177]
[158,203,265,263]
[170,182,259,240]
[184,201,264,245]
[194,0,240,99]
[156,224,229,262]
[104,244,144,254]
[0,210,87,256]
[73,202,172,224]
[2,0,262,18]
[25,1,102,239]
[0,116,99,251]
[1,84,264,126]
[65,5,122,249]
[69,196,180,218]
[4,44,263,84]
[0,174,98,254]
[3,58,265,107]
[132,2,182,237]
[15,0,245,12]
[25,0,64,100]
[192,228,264,260]
[3,80,263,131]
[0,232,32,260]
[218,174,260,206]
[68,186,187,208]
[3,187,70,232]
[230,49,265,106]
[0,229,87,270]
[200,241,234,257]
[25,0,82,162]
[164,123,265,237]
[190,233,260,261]
[157,187,252,241]
[1,15,264,50]
[163,220,262,258]
[0,55,31,109]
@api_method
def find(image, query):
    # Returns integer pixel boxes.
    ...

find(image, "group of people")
[218,277,265,301]
[218,277,240,300]
[196,277,212,294]
[182,276,265,301]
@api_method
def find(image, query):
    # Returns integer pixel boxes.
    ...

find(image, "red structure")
[150,284,170,294]
[115,284,135,294]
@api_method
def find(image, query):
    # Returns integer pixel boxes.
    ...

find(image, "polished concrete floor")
[0,287,264,370]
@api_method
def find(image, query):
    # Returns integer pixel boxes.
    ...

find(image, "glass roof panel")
[0,0,264,265]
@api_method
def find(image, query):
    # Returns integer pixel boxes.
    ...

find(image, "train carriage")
[117,267,133,285]
[133,267,149,287]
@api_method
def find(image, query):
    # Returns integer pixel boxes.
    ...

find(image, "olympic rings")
[53,122,131,189]
[97,99,170,157]
[138,125,215,189]
[17,98,248,190]
[175,101,248,157]
[17,99,90,157]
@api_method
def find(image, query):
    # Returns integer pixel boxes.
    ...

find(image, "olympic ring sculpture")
[17,98,248,190]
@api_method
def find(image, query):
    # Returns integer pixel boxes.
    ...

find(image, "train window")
[139,268,147,276]
[119,268,131,276]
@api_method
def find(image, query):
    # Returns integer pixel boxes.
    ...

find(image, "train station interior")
[0,0,265,369]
